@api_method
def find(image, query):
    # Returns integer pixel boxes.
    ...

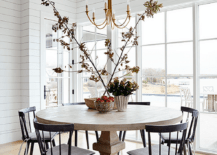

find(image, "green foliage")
[107,78,139,96]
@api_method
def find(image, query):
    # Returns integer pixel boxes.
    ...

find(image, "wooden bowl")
[84,98,97,109]
[94,101,114,113]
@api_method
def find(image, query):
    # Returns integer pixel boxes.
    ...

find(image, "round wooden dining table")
[36,105,182,155]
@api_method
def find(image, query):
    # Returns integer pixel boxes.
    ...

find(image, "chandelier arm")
[92,18,107,27]
[113,15,130,27]
[95,22,108,30]
[113,18,131,29]
[86,9,109,27]
[86,13,107,27]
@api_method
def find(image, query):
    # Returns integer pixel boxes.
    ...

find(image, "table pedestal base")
[93,131,125,155]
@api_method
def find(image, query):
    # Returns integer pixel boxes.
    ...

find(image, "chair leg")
[140,130,146,147]
[119,131,123,141]
[122,131,126,142]
[189,143,193,155]
[75,130,78,147]
[95,131,99,142]
[24,142,30,155]
[52,139,56,146]
[45,142,49,149]
[183,144,187,155]
[85,131,89,149]
[30,142,34,155]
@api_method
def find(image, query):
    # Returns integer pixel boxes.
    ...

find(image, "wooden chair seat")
[46,144,95,155]
[128,145,178,155]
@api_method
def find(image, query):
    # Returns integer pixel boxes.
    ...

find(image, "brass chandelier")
[85,0,131,30]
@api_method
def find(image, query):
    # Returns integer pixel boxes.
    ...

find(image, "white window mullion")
[77,26,83,102]
[165,11,168,107]
[193,3,200,151]
[136,15,142,102]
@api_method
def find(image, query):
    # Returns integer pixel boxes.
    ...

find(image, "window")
[199,2,217,151]
[45,19,71,107]
[141,8,193,110]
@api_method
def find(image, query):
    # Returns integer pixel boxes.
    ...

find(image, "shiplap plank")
[0,103,21,111]
[0,56,20,63]
[0,6,20,17]
[0,123,20,132]
[0,36,20,44]
[0,70,20,77]
[0,83,20,90]
[0,109,19,117]
[0,63,20,70]
[0,90,20,97]
[0,96,21,103]
[0,21,20,31]
[0,117,19,125]
[0,77,20,83]
[3,0,21,5]
[0,1,20,11]
[0,42,20,50]
[0,49,20,57]
[0,14,20,24]
[0,28,20,37]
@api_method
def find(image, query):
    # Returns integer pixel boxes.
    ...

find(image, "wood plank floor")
[0,132,205,155]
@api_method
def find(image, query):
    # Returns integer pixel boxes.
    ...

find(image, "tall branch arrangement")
[41,0,163,96]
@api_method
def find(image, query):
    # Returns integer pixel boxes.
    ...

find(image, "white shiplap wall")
[0,0,21,144]
[76,0,201,24]
[0,0,76,144]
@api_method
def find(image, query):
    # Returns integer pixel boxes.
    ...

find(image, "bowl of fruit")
[94,96,115,113]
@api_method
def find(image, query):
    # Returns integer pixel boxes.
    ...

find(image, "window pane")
[142,12,165,45]
[46,49,57,77]
[142,76,165,107]
[142,45,165,76]
[199,77,217,150]
[167,77,193,110]
[199,3,217,39]
[167,42,193,76]
[200,40,217,75]
[167,7,193,42]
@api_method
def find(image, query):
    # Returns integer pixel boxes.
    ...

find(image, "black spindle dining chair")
[119,102,151,147]
[127,122,188,155]
[62,102,99,149]
[34,118,95,155]
[18,107,57,155]
[160,106,199,155]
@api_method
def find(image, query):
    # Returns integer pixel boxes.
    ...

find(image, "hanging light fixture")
[85,0,131,30]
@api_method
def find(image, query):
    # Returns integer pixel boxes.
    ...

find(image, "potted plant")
[95,96,115,113]
[107,78,139,111]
